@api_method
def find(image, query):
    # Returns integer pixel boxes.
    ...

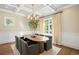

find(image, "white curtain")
[38,18,45,33]
[52,13,62,45]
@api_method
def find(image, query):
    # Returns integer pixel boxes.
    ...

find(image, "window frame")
[44,17,52,34]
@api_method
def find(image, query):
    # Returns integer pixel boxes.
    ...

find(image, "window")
[44,17,52,34]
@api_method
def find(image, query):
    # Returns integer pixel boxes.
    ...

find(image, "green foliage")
[6,19,13,24]
[28,20,39,30]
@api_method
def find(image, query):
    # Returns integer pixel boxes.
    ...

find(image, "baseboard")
[0,41,15,45]
[61,42,79,50]
[53,44,79,51]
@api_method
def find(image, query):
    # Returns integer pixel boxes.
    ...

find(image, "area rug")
[41,46,61,55]
[11,44,20,55]
[11,44,61,55]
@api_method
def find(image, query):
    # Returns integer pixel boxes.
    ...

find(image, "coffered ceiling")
[0,4,75,17]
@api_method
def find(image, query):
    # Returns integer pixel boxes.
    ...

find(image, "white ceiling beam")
[0,4,75,18]
[35,11,42,16]
[7,4,18,8]
[32,4,46,13]
[21,7,32,13]
[21,4,46,16]
[45,4,57,11]
[16,4,24,12]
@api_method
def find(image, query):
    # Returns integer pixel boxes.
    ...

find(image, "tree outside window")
[44,18,52,34]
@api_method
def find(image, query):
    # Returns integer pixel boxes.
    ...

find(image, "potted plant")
[28,19,39,38]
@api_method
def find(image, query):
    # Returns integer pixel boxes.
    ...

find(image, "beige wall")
[0,11,29,32]
[61,5,79,49]
[62,5,79,33]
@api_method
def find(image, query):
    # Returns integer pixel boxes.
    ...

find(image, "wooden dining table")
[23,34,49,54]
[23,34,49,42]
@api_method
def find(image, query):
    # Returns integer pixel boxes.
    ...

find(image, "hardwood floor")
[0,43,13,55]
[54,44,79,55]
[0,43,79,55]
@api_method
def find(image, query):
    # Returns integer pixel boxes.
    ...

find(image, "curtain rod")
[40,11,63,19]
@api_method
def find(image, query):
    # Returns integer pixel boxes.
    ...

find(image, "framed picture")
[4,16,15,27]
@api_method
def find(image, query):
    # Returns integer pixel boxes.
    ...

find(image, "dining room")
[0,4,79,55]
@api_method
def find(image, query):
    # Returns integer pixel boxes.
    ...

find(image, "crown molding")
[0,8,25,17]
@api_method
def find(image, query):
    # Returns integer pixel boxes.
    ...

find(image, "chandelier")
[27,4,39,20]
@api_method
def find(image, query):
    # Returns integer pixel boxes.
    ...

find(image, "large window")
[44,18,52,34]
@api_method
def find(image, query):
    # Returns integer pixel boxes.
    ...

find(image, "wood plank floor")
[0,43,79,55]
[54,44,79,55]
[0,43,13,55]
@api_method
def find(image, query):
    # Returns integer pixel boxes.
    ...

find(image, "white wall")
[61,5,79,50]
[0,31,20,44]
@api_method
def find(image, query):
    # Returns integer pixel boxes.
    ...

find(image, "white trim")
[61,32,79,50]
[44,17,52,34]
[0,31,32,44]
